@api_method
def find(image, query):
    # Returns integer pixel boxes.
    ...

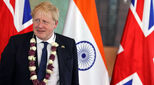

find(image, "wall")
[30,0,69,34]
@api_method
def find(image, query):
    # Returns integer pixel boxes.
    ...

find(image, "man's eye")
[43,20,48,24]
[34,19,40,23]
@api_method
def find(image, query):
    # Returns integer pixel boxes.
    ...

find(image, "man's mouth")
[37,29,45,33]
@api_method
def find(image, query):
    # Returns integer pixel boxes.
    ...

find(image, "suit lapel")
[55,34,65,85]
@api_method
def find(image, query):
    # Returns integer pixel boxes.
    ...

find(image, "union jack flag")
[0,0,33,59]
[111,0,154,85]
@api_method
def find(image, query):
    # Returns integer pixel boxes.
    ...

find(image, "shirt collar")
[36,33,56,44]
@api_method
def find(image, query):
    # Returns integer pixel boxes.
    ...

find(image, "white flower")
[48,59,53,64]
[30,46,36,51]
[30,75,37,80]
[51,42,59,47]
[29,66,36,71]
[28,56,33,60]
[43,79,48,83]
[30,38,36,43]
[28,56,36,61]
[46,69,53,74]
[50,51,56,55]
[61,45,65,48]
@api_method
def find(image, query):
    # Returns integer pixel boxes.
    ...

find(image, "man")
[0,1,79,85]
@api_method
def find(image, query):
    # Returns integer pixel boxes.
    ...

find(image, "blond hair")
[31,1,59,22]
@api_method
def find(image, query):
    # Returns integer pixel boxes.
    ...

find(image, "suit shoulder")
[11,31,33,40]
[56,33,75,41]
[55,33,76,46]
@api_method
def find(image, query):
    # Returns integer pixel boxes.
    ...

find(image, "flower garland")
[28,37,59,85]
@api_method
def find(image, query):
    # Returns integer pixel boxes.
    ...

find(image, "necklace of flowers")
[28,36,59,85]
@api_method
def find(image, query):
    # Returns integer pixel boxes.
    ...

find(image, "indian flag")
[62,0,110,85]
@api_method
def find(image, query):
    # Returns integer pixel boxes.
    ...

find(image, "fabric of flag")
[63,0,109,85]
[0,0,33,59]
[111,0,154,85]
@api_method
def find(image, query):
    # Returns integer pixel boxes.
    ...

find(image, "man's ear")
[54,21,58,28]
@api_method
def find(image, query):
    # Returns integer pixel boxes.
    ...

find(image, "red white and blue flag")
[111,0,154,85]
[0,0,33,59]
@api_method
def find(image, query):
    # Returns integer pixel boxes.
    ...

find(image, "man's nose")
[38,21,43,28]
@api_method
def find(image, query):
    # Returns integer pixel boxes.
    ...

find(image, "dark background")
[96,0,131,47]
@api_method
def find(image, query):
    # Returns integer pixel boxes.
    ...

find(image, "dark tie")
[38,42,48,81]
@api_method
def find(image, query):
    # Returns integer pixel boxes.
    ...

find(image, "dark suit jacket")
[0,32,79,85]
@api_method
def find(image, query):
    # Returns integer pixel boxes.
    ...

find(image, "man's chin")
[35,34,45,40]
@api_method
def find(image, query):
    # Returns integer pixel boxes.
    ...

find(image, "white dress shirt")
[36,33,60,85]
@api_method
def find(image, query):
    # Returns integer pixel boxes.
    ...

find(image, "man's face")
[33,11,58,40]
